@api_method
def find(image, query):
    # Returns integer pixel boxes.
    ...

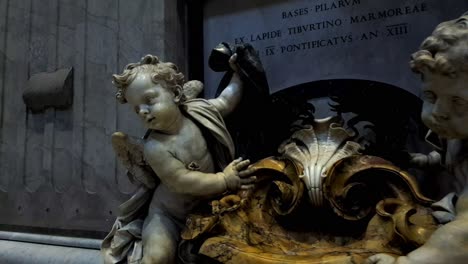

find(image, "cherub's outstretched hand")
[409,151,441,168]
[222,157,257,191]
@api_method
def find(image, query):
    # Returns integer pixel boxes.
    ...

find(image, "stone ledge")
[0,240,101,264]
[0,231,102,249]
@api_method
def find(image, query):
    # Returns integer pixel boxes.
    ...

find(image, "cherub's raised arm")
[209,54,243,117]
[144,141,227,197]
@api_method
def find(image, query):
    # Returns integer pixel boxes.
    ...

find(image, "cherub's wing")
[183,80,204,100]
[112,132,159,189]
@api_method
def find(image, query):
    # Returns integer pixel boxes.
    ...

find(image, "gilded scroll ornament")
[180,117,437,264]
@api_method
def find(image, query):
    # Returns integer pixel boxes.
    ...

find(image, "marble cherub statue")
[101,54,257,264]
[367,11,468,264]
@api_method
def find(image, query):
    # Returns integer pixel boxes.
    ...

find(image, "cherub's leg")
[141,210,180,264]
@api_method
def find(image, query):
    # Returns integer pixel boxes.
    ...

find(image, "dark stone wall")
[0,0,186,235]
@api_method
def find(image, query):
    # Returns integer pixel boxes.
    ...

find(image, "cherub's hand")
[365,254,397,264]
[222,157,257,191]
[409,151,441,168]
[409,153,429,167]
[229,53,240,72]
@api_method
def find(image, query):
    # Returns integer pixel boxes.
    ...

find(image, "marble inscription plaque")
[203,0,468,97]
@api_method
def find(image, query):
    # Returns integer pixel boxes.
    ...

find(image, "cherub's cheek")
[421,104,432,117]
[453,116,468,130]
[421,106,434,126]
[150,105,159,114]
[421,115,431,128]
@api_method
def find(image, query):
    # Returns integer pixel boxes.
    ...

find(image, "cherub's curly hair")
[410,12,468,79]
[112,55,185,103]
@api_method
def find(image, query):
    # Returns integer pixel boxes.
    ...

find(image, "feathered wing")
[183,80,204,100]
[111,132,159,189]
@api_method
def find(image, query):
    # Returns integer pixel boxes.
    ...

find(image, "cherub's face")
[421,72,468,139]
[125,73,181,132]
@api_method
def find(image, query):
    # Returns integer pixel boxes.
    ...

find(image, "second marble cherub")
[367,11,468,264]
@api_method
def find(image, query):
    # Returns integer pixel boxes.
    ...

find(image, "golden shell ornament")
[278,116,362,207]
